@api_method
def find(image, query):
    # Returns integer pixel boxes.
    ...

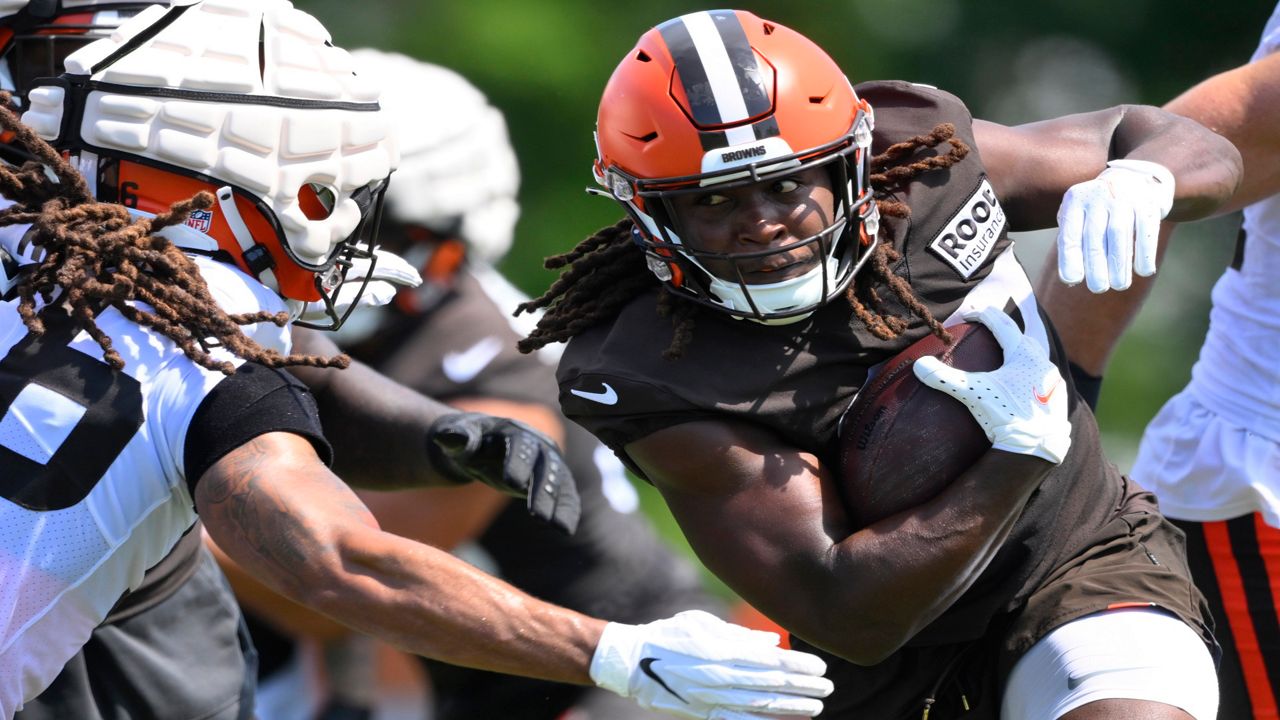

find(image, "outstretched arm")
[287,327,454,489]
[289,327,579,532]
[975,104,1241,233]
[358,395,563,551]
[196,432,834,718]
[1034,51,1280,377]
[197,431,600,682]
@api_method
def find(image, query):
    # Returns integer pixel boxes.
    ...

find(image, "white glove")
[290,247,422,323]
[590,610,834,719]
[1055,158,1174,293]
[912,307,1072,464]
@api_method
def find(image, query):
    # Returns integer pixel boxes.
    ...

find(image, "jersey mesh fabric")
[0,255,292,714]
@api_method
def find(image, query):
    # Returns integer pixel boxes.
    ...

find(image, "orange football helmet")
[593,9,878,323]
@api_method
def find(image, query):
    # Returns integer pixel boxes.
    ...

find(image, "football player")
[517,9,1243,719]
[0,2,836,719]
[1036,3,1280,717]
[226,49,728,720]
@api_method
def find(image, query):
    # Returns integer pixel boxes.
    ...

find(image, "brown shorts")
[795,477,1215,720]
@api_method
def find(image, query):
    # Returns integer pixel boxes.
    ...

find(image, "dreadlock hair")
[849,122,969,347]
[0,96,348,375]
[517,122,969,360]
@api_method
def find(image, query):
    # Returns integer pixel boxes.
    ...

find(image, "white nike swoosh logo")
[442,336,504,384]
[570,383,618,405]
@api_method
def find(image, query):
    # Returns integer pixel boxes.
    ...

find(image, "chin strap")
[216,186,278,292]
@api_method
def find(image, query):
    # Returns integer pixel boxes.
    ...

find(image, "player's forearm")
[304,525,604,684]
[289,330,458,489]
[197,435,603,683]
[314,360,458,489]
[816,451,1050,664]
[1163,51,1280,215]
[204,532,352,641]
[676,451,1048,667]
[1107,105,1242,221]
[637,421,1046,665]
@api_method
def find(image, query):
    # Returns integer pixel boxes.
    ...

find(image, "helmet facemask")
[290,175,389,330]
[601,106,879,324]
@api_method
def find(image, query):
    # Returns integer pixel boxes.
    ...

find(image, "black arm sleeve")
[1068,361,1103,412]
[184,362,333,500]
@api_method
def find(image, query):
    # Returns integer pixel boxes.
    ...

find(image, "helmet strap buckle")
[216,185,279,291]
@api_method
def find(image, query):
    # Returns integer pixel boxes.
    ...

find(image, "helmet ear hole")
[299,182,336,221]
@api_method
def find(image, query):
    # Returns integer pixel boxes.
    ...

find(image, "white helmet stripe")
[680,12,752,126]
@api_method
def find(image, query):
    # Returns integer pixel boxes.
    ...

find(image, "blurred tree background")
[302,0,1274,590]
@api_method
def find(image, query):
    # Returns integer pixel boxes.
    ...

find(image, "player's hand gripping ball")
[837,322,1001,528]
[838,308,1072,528]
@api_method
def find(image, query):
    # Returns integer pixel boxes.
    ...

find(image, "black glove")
[426,412,581,534]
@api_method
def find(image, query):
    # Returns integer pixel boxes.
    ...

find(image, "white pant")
[1132,388,1280,526]
[1001,608,1218,720]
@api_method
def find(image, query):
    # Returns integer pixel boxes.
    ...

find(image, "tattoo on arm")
[198,433,374,595]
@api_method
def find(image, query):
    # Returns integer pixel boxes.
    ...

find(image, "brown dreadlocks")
[516,123,970,360]
[0,98,348,375]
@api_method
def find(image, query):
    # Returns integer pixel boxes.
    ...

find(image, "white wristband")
[589,621,637,696]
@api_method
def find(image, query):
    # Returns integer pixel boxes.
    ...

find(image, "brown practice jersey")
[557,81,1213,717]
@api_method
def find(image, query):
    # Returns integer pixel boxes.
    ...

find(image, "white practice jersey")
[0,251,289,717]
[1191,2,1280,437]
[1131,2,1280,521]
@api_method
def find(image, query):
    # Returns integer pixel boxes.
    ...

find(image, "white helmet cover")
[20,0,397,279]
[350,48,518,265]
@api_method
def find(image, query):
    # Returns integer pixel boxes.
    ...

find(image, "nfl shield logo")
[184,209,213,234]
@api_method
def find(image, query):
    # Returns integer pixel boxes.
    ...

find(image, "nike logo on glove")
[570,383,618,405]
[442,336,503,384]
[1034,378,1060,405]
[639,657,687,703]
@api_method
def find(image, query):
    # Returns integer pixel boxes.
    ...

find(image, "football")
[837,322,1002,528]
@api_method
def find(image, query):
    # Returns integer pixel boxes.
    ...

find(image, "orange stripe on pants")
[1205,519,1279,719]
